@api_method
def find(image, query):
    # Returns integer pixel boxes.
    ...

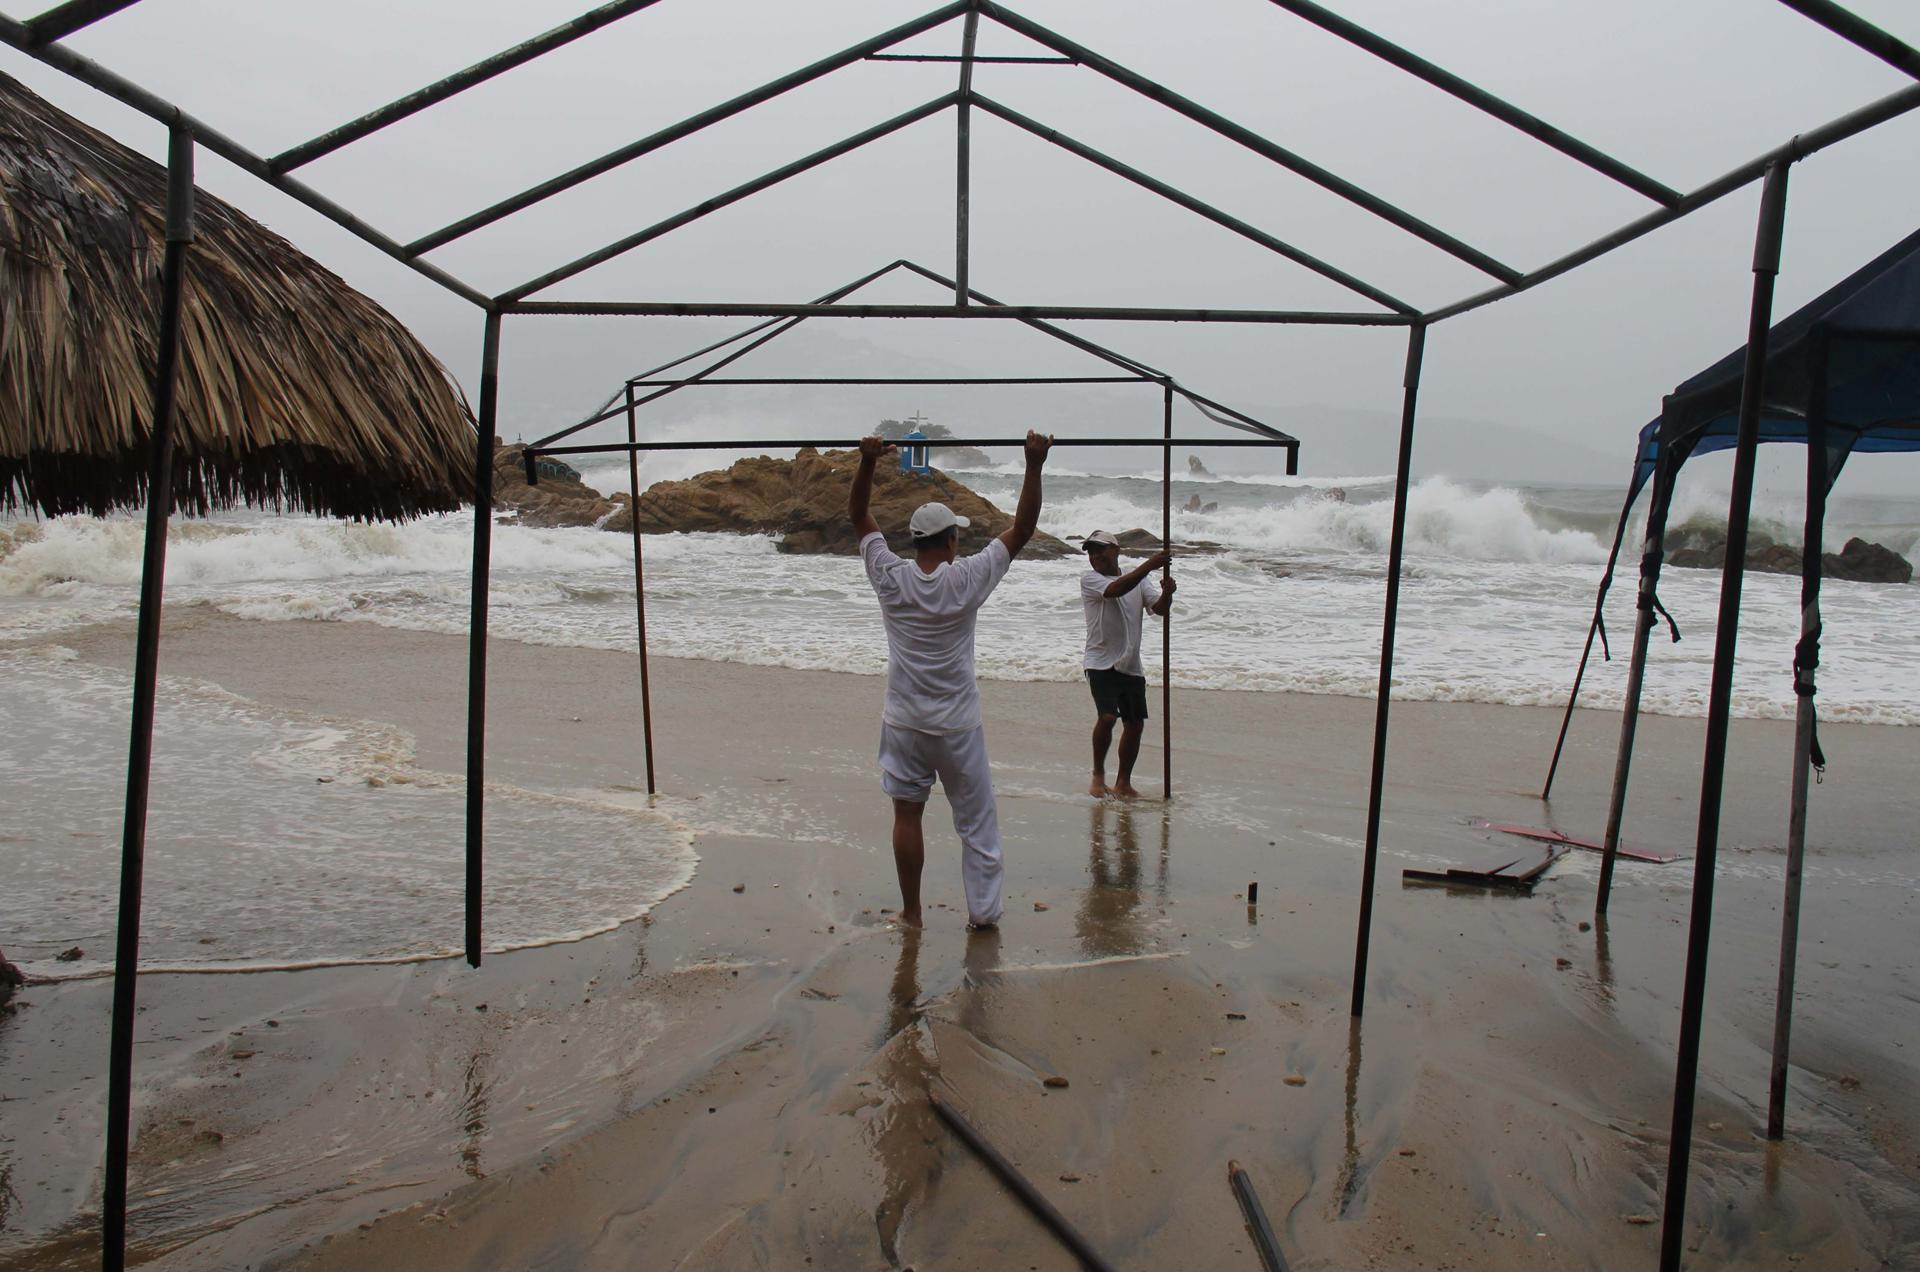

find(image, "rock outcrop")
[492,443,620,529]
[609,447,1071,557]
[1666,528,1912,584]
[1187,454,1213,478]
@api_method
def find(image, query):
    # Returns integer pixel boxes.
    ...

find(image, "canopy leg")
[1349,323,1426,1019]
[1162,380,1173,799]
[1769,360,1830,1141]
[103,122,194,1272]
[1660,161,1791,1272]
[465,311,502,968]
[624,386,658,794]
[1597,446,1675,914]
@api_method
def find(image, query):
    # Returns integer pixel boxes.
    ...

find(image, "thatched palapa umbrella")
[0,69,479,1266]
[0,70,474,518]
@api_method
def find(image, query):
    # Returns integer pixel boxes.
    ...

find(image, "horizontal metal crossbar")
[505,301,1416,324]
[623,375,1154,387]
[532,435,1299,456]
[867,52,1074,64]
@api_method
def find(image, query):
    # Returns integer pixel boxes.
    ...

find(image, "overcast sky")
[5,0,1918,492]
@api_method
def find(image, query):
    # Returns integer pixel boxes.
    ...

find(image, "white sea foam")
[0,648,697,979]
[3,470,1915,729]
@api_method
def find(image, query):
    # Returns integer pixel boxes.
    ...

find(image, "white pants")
[877,723,1004,925]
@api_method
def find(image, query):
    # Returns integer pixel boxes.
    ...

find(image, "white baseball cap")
[909,502,970,538]
[1083,530,1120,550]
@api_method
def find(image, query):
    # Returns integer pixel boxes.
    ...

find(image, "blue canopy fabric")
[1625,224,1920,507]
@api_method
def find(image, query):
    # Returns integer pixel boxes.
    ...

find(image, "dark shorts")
[1085,667,1149,722]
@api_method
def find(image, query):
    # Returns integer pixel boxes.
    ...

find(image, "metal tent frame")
[3,1,1918,1268]
[519,253,1301,799]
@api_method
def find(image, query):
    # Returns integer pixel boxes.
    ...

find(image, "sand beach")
[3,607,1916,1269]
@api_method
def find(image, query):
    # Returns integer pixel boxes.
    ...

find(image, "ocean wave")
[1040,477,1610,564]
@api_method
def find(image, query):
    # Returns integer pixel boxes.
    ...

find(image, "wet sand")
[3,608,1918,1269]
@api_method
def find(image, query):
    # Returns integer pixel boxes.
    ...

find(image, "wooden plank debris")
[1470,818,1684,863]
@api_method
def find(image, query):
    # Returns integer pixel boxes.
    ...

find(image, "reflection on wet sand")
[1336,1017,1364,1217]
[868,925,1004,1261]
[456,1047,491,1180]
[869,929,932,1262]
[1077,804,1159,959]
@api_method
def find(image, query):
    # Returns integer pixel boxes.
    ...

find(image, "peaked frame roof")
[2,0,1915,327]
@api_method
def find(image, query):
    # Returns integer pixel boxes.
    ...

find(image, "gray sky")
[5,0,1919,492]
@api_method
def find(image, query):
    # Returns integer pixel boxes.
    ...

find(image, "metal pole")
[1659,161,1790,1272]
[955,7,978,304]
[535,435,1296,458]
[929,1093,1117,1271]
[503,299,1417,325]
[1540,475,1646,800]
[1349,323,1426,1019]
[1768,338,1830,1141]
[1228,1162,1290,1271]
[1538,619,1598,801]
[465,311,502,968]
[1162,381,1173,798]
[624,385,657,795]
[103,121,192,1272]
[1595,444,1676,914]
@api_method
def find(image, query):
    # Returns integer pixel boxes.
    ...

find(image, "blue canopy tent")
[1541,223,1920,1141]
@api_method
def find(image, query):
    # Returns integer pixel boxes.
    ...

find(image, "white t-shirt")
[1081,568,1162,676]
[861,532,1012,734]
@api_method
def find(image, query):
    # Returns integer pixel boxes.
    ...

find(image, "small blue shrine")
[899,428,931,475]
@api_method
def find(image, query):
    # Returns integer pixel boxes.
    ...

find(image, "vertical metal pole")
[1596,443,1675,914]
[625,384,658,795]
[1161,380,1173,797]
[1768,336,1829,1141]
[466,311,502,968]
[1660,162,1790,1272]
[1349,323,1426,1019]
[954,6,978,305]
[1538,616,1599,801]
[103,122,193,1272]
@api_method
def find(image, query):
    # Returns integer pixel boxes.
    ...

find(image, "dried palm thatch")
[0,71,475,521]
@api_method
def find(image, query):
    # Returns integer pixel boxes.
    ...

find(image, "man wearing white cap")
[848,430,1053,929]
[1081,532,1174,798]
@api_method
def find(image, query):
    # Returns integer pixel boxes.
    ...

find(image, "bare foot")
[893,907,923,929]
[965,919,998,933]
[1112,782,1141,799]
[1089,774,1108,797]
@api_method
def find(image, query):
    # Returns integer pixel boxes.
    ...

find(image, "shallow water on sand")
[0,647,695,980]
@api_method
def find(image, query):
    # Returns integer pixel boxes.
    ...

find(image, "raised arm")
[849,436,893,539]
[996,430,1053,559]
[1103,549,1169,598]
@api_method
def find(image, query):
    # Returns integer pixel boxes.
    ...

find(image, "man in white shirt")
[849,431,1052,929]
[1081,531,1175,798]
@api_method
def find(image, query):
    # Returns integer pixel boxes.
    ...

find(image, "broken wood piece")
[1470,818,1683,863]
